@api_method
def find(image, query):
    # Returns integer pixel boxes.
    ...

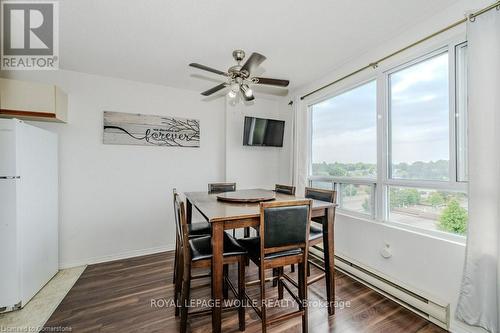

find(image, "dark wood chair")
[305,187,336,204]
[208,182,236,193]
[271,184,296,282]
[172,189,211,284]
[173,191,247,333]
[239,200,312,333]
[275,184,296,195]
[302,187,337,315]
[290,187,336,271]
[208,183,240,237]
[305,187,336,262]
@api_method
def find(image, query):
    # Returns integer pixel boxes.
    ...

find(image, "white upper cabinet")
[0,78,68,123]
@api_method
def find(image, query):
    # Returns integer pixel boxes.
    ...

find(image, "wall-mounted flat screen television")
[243,116,285,147]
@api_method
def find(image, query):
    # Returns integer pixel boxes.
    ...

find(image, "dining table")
[184,188,336,333]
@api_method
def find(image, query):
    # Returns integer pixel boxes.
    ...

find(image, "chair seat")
[189,233,247,261]
[188,221,211,238]
[238,237,302,260]
[309,224,323,241]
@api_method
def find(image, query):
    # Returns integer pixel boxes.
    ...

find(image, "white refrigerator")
[0,118,58,312]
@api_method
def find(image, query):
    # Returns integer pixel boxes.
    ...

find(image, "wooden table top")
[185,188,336,222]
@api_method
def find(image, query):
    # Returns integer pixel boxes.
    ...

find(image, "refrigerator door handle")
[0,176,20,179]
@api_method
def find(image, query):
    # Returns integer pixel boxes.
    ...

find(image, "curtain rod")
[300,1,500,101]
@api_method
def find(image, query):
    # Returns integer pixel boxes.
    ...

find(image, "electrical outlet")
[380,243,392,259]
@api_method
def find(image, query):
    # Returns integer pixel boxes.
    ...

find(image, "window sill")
[336,210,467,246]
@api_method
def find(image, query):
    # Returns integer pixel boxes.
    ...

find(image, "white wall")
[290,1,492,332]
[336,215,468,329]
[225,97,292,189]
[1,70,228,268]
[1,69,292,268]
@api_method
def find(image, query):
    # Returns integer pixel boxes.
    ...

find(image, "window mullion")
[376,71,388,221]
[449,43,458,185]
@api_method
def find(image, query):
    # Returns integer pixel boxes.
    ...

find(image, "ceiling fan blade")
[201,83,227,96]
[240,86,255,101]
[240,53,266,75]
[189,63,228,76]
[253,77,290,87]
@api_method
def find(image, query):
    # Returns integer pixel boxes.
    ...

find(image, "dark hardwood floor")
[44,251,446,333]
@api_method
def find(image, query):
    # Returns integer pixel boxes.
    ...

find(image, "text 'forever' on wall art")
[103,111,200,147]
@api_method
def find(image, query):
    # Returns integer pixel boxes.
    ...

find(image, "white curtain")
[291,97,309,196]
[456,8,500,333]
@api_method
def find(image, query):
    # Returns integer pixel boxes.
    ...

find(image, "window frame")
[386,48,452,183]
[307,77,378,218]
[308,77,379,181]
[307,36,468,242]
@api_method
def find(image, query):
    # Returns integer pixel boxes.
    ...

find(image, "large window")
[311,81,377,178]
[310,81,377,217]
[340,184,374,215]
[388,187,468,235]
[389,52,450,181]
[309,41,468,238]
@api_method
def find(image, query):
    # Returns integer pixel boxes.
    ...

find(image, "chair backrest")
[208,182,236,193]
[173,188,181,239]
[305,187,336,203]
[259,200,312,256]
[173,189,190,259]
[275,184,296,195]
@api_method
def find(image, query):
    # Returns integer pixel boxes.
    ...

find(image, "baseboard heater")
[309,247,450,330]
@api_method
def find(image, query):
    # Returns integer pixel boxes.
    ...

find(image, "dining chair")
[239,200,312,333]
[208,182,237,193]
[173,191,247,333]
[275,184,296,195]
[172,189,211,284]
[288,187,336,275]
[305,187,336,204]
[271,184,296,282]
[208,182,244,238]
[305,187,336,268]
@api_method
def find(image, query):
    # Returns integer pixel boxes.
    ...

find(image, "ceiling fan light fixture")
[230,83,240,92]
[190,50,290,103]
[241,84,253,98]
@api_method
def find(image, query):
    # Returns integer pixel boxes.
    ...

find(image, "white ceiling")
[59,0,460,94]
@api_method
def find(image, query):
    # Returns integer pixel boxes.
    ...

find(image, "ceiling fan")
[189,50,289,101]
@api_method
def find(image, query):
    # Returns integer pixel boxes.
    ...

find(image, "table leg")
[186,199,193,224]
[322,207,335,315]
[211,221,224,333]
